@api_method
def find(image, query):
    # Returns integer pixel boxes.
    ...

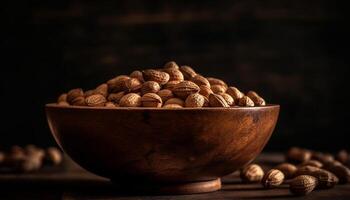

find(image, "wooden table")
[1,153,349,200]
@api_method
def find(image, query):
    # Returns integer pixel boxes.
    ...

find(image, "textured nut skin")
[164,68,184,81]
[141,81,161,95]
[199,85,213,98]
[326,164,350,184]
[238,96,255,107]
[295,166,339,189]
[209,93,229,107]
[164,98,185,107]
[95,83,108,98]
[108,91,125,104]
[275,163,297,179]
[85,94,107,107]
[312,152,335,164]
[162,104,183,108]
[124,78,142,92]
[163,80,181,90]
[71,96,86,106]
[290,175,317,196]
[141,93,163,108]
[180,65,196,80]
[105,102,116,107]
[57,93,67,103]
[191,74,210,87]
[286,147,312,163]
[211,85,226,94]
[207,77,227,88]
[67,88,84,104]
[240,164,264,182]
[58,101,70,106]
[107,75,130,93]
[157,89,174,103]
[185,93,205,108]
[262,169,285,188]
[221,93,234,106]
[227,87,244,100]
[172,81,200,99]
[142,69,170,85]
[299,160,323,168]
[247,91,266,106]
[164,61,179,69]
[45,147,62,166]
[119,93,142,107]
[130,70,144,82]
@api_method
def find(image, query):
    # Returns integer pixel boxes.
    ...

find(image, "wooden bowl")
[45,104,279,194]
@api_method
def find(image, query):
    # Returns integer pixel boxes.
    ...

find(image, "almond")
[163,80,182,90]
[141,93,163,108]
[207,77,228,88]
[85,94,106,107]
[163,104,183,108]
[262,169,285,188]
[95,83,108,97]
[238,96,255,107]
[57,93,67,103]
[247,91,266,106]
[124,78,142,92]
[172,81,200,99]
[209,93,229,107]
[190,74,210,87]
[107,91,125,104]
[142,69,170,85]
[164,98,184,107]
[67,88,84,104]
[221,93,234,106]
[119,93,142,107]
[105,102,116,108]
[286,147,312,163]
[199,85,213,98]
[130,70,144,82]
[107,75,130,93]
[240,164,265,183]
[290,175,317,196]
[180,65,196,80]
[164,61,179,69]
[157,89,174,102]
[71,96,86,106]
[227,86,244,100]
[141,81,161,95]
[185,93,205,107]
[164,68,184,81]
[275,163,298,179]
[211,84,226,94]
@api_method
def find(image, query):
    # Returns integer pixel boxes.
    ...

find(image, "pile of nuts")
[0,145,63,173]
[56,61,266,108]
[240,148,350,196]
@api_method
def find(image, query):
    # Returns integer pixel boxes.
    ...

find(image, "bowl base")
[111,178,221,194]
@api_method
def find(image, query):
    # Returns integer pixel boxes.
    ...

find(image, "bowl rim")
[45,103,280,111]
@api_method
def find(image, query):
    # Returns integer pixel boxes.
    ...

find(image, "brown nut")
[66,88,84,104]
[312,152,335,164]
[164,98,185,107]
[207,77,227,88]
[221,93,234,106]
[141,93,163,108]
[142,69,170,85]
[57,93,67,103]
[286,147,312,163]
[108,91,125,104]
[299,160,323,168]
[130,70,144,82]
[295,166,338,189]
[85,94,107,107]
[261,169,285,188]
[105,102,116,107]
[275,163,297,179]
[326,164,350,184]
[226,86,244,100]
[157,89,174,103]
[45,147,63,166]
[211,85,226,94]
[199,85,213,98]
[94,83,108,98]
[107,75,130,93]
[164,61,179,70]
[172,81,200,99]
[240,164,265,183]
[238,96,254,107]
[58,101,70,106]
[185,93,205,108]
[336,150,349,164]
[164,68,184,81]
[124,78,142,92]
[247,91,266,106]
[141,81,161,95]
[163,80,182,90]
[71,96,86,106]
[290,175,317,196]
[180,65,196,80]
[190,74,210,87]
[209,93,229,107]
[163,104,183,108]
[119,93,142,107]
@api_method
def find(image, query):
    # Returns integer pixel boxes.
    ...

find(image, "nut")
[227,87,244,100]
[124,78,142,92]
[207,77,227,88]
[130,70,144,82]
[295,166,338,189]
[45,147,62,166]
[190,74,210,87]
[221,93,234,106]
[164,68,184,81]
[85,94,107,107]
[164,61,179,69]
[71,96,86,106]
[185,93,205,108]
[240,164,265,182]
[209,93,229,107]
[180,65,196,80]
[141,93,163,108]
[163,104,183,108]
[95,83,108,97]
[163,80,181,90]
[105,102,116,107]
[172,81,200,99]
[286,147,312,163]
[108,91,125,104]
[261,169,285,188]
[211,84,226,94]
[57,93,67,103]
[247,91,266,106]
[199,85,213,98]
[275,163,297,179]
[142,69,170,85]
[107,75,130,93]
[157,89,174,102]
[238,96,254,107]
[336,150,349,164]
[290,175,317,196]
[141,81,161,95]
[66,88,84,104]
[119,93,142,107]
[326,164,350,184]
[312,152,335,164]
[164,98,184,107]
[299,160,323,168]
[58,101,70,106]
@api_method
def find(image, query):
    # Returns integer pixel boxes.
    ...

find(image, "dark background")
[1,0,348,151]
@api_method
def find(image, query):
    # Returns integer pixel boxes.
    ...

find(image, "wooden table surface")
[1,153,349,200]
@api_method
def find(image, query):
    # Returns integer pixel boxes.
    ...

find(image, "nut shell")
[209,93,229,107]
[85,94,107,107]
[240,164,265,182]
[119,93,142,107]
[185,93,205,108]
[262,169,285,188]
[172,81,200,99]
[290,175,317,196]
[275,163,297,179]
[180,65,196,80]
[141,93,163,108]
[142,69,170,85]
